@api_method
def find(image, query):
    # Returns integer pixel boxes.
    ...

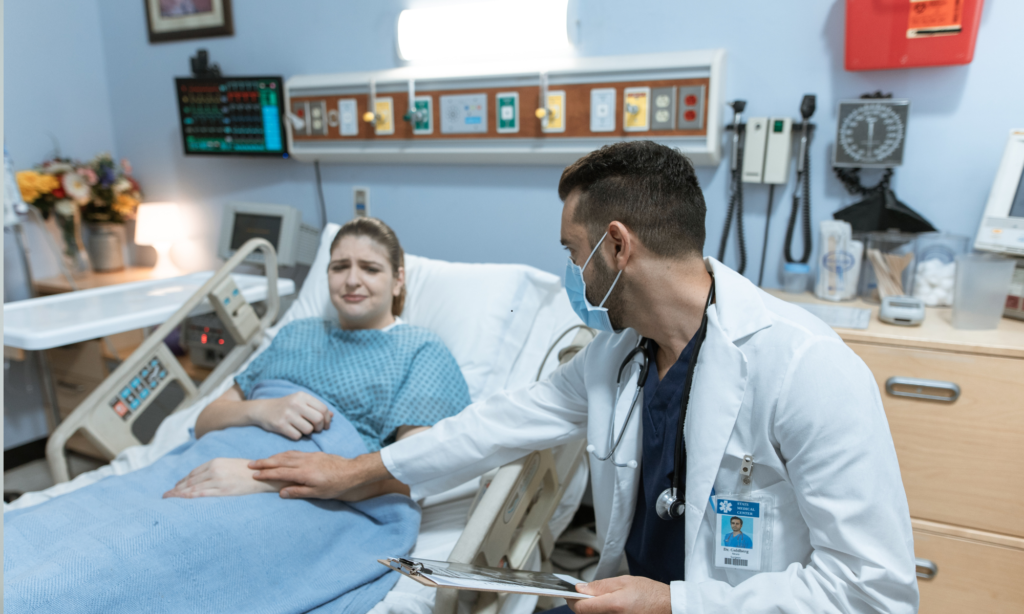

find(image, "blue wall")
[8,0,1024,278]
[86,0,1024,284]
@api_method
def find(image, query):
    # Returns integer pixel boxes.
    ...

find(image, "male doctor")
[251,141,919,613]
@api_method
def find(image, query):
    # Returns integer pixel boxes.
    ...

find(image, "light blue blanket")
[4,380,421,614]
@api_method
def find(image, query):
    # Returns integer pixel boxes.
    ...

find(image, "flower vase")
[51,206,91,277]
[86,223,126,272]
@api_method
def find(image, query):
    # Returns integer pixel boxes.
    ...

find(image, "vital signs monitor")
[975,130,1024,257]
[218,202,319,267]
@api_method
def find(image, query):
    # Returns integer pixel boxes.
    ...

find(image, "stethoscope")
[587,278,716,520]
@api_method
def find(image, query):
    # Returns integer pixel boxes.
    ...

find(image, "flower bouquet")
[16,155,142,274]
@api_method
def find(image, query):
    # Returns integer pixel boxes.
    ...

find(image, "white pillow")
[275,223,567,401]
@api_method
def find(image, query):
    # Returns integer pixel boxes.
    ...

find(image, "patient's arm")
[195,384,333,440]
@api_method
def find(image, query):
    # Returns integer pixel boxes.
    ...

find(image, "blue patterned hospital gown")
[235,318,471,452]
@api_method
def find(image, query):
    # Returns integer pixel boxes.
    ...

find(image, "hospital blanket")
[4,380,420,614]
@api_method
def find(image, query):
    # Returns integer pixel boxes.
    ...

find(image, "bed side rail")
[435,325,595,614]
[45,238,280,483]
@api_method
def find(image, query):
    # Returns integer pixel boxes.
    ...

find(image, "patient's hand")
[250,392,333,440]
[162,458,292,499]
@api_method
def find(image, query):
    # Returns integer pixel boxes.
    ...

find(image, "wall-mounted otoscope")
[718,100,748,275]
[784,94,816,265]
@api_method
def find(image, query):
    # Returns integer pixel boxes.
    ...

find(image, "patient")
[4,218,472,613]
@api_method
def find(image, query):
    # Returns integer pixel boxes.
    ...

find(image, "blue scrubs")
[723,531,754,548]
[623,336,697,583]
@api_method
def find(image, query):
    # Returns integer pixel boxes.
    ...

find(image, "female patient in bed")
[4,218,471,614]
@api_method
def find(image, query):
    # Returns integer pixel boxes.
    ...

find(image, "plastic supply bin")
[951,254,1017,330]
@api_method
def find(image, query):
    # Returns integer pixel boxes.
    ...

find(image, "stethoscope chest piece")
[656,487,685,520]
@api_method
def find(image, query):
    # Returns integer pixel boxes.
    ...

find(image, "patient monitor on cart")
[218,202,319,267]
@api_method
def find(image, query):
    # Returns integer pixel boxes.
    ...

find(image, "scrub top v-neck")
[623,335,696,584]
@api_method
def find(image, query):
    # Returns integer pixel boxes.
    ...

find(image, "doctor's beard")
[586,251,627,332]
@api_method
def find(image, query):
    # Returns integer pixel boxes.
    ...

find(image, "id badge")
[713,494,772,572]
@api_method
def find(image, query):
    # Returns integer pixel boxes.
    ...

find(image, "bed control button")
[112,401,129,418]
[130,399,140,410]
[121,388,132,399]
[140,389,150,400]
[160,370,167,378]
[141,368,149,377]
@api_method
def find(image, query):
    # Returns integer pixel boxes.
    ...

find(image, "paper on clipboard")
[379,557,591,600]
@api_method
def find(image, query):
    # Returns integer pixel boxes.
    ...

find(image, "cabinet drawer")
[915,526,1024,614]
[847,342,1024,537]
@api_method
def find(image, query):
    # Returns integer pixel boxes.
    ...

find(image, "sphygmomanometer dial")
[833,100,910,168]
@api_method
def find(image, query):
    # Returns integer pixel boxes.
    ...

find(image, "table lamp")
[134,202,185,277]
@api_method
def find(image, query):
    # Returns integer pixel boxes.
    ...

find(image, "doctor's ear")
[606,221,633,268]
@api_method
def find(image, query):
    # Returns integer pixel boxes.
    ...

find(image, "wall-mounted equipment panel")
[285,50,725,166]
[176,76,288,157]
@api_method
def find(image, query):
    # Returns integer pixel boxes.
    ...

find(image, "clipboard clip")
[388,557,427,575]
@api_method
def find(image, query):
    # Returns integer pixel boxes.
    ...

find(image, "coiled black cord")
[718,136,747,274]
[784,143,812,264]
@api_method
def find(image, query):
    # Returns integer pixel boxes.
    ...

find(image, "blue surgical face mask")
[565,232,622,332]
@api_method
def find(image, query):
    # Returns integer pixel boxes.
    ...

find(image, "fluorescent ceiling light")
[397,0,572,63]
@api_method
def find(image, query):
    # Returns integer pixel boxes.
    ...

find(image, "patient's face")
[328,235,404,330]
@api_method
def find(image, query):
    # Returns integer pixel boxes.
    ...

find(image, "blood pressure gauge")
[833,100,910,168]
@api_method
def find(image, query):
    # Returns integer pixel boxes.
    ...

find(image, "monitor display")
[229,213,282,250]
[175,76,287,157]
[1010,167,1024,219]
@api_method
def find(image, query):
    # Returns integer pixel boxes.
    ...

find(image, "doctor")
[250,141,918,614]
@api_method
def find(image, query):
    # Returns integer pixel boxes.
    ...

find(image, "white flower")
[112,177,132,194]
[55,200,77,217]
[62,172,93,204]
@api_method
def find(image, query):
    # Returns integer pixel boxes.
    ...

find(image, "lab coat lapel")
[682,311,746,566]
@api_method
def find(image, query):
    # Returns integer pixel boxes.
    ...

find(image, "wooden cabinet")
[768,290,1024,613]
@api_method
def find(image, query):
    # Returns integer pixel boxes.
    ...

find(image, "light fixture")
[134,202,186,277]
[396,0,572,63]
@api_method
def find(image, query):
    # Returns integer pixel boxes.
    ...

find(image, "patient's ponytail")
[329,218,406,316]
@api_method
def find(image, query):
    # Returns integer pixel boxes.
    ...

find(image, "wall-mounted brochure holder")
[285,49,726,166]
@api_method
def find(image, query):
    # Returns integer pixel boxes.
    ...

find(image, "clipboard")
[379,557,591,600]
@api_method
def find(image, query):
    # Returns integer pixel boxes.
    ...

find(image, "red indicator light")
[201,333,208,344]
[685,95,697,106]
[218,339,225,345]
[203,327,209,332]
[684,110,697,121]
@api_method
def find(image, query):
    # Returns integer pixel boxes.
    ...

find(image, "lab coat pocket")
[723,479,810,586]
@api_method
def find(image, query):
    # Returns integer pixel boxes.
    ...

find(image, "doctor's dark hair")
[329,218,406,316]
[558,141,706,257]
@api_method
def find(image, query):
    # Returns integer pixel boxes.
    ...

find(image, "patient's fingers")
[251,467,305,483]
[249,451,308,470]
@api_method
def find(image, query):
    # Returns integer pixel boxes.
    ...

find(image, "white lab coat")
[382,258,918,614]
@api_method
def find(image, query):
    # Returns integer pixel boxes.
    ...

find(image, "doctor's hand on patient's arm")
[161,458,294,499]
[249,450,406,501]
[567,576,671,614]
[195,384,332,440]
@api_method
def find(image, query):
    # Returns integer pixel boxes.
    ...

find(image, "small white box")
[763,117,793,184]
[590,88,616,132]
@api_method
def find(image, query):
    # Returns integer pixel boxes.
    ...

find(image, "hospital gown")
[235,317,472,451]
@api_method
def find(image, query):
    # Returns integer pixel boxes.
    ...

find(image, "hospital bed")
[7,224,593,614]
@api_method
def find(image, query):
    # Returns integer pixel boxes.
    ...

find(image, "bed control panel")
[110,357,168,420]
[210,276,261,343]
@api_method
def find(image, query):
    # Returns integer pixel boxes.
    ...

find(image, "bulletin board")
[285,49,726,166]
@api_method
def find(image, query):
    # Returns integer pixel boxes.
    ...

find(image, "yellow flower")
[112,193,139,218]
[16,171,60,203]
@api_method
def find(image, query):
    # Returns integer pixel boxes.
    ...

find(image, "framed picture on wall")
[145,0,234,43]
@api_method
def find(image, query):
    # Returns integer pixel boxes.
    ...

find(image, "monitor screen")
[175,76,287,157]
[1010,167,1024,219]
[230,213,282,250]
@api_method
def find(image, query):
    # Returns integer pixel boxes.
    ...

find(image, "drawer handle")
[915,557,938,580]
[885,377,960,403]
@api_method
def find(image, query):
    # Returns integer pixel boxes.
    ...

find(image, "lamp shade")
[134,202,184,246]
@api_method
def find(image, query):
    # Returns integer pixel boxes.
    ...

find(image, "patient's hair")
[329,218,406,316]
[558,140,706,258]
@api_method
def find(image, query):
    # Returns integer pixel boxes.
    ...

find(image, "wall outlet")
[354,187,370,218]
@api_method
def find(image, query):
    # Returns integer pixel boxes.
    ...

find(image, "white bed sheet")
[7,225,586,614]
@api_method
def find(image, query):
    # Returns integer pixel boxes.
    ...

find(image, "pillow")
[272,223,567,402]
